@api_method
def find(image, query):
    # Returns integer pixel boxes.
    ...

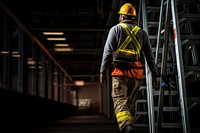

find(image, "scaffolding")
[135,0,200,133]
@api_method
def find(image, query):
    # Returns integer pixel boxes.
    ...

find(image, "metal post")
[141,0,155,133]
[170,0,190,132]
[156,1,171,132]
[41,50,46,97]
[155,0,165,65]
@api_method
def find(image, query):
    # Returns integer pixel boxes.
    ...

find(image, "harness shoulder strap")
[118,23,141,54]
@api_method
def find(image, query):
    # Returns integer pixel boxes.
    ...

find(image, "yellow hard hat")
[118,3,136,16]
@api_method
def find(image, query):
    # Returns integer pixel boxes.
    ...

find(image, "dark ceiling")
[0,0,157,84]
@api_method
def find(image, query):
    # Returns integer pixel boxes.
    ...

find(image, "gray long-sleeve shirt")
[100,21,159,77]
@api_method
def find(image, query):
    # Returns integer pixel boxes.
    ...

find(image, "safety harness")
[118,23,141,57]
[112,23,144,79]
[113,23,142,69]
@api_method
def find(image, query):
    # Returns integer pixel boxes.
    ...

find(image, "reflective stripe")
[116,111,133,123]
[118,23,141,57]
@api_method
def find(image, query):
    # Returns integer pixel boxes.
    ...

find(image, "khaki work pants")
[112,76,142,131]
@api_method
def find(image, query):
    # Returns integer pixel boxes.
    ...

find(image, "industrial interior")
[0,0,200,133]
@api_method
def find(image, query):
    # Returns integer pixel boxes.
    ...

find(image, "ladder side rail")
[156,0,171,133]
[155,0,165,65]
[170,0,190,133]
[141,1,155,133]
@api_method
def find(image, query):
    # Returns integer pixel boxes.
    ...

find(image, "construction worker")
[100,3,159,133]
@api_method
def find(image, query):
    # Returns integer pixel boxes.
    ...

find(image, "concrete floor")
[4,114,199,133]
[27,115,121,133]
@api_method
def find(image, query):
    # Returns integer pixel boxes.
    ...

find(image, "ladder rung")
[185,66,200,72]
[187,97,200,103]
[181,35,200,40]
[147,6,160,12]
[182,39,200,45]
[135,111,148,115]
[135,107,180,113]
[161,123,182,128]
[154,107,180,112]
[148,21,159,27]
[149,35,164,40]
[177,0,200,4]
[140,86,146,90]
[135,117,182,128]
[136,99,147,103]
[179,14,200,21]
[153,90,178,96]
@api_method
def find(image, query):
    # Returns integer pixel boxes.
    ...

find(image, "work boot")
[123,124,135,133]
